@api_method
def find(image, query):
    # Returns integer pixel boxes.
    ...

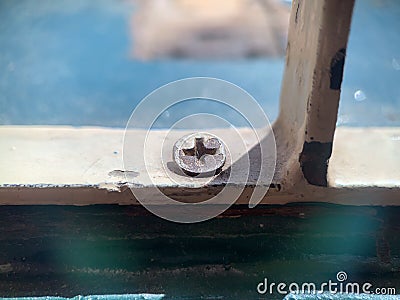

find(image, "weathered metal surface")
[275,0,355,187]
[173,133,226,176]
[0,126,400,205]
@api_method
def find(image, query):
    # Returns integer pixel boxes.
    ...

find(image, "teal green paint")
[0,295,164,300]
[284,293,398,299]
[0,205,398,299]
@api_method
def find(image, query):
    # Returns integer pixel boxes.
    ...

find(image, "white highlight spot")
[391,135,400,141]
[354,90,366,102]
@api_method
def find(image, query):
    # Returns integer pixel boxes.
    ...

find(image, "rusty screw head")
[173,133,226,176]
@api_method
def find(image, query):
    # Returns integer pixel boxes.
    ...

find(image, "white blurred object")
[354,89,367,101]
[131,0,290,59]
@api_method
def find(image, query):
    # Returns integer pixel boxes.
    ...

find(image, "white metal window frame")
[1,0,399,206]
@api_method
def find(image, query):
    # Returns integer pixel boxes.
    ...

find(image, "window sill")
[1,126,399,206]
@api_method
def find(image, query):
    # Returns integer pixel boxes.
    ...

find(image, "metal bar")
[275,0,355,186]
[1,126,400,206]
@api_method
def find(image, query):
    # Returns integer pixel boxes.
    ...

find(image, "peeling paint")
[330,48,346,90]
[108,170,139,179]
[299,141,332,187]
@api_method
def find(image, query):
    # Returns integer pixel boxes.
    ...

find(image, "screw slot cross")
[182,137,218,160]
[173,133,226,176]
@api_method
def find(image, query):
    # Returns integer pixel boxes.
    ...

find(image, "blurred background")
[0,0,399,128]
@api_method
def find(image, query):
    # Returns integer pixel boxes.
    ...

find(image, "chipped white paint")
[0,126,261,188]
[275,0,355,187]
[0,126,399,206]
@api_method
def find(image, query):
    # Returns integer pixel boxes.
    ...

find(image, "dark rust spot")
[270,183,282,192]
[299,141,332,186]
[330,48,346,90]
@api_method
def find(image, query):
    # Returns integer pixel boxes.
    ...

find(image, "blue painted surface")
[0,0,399,127]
